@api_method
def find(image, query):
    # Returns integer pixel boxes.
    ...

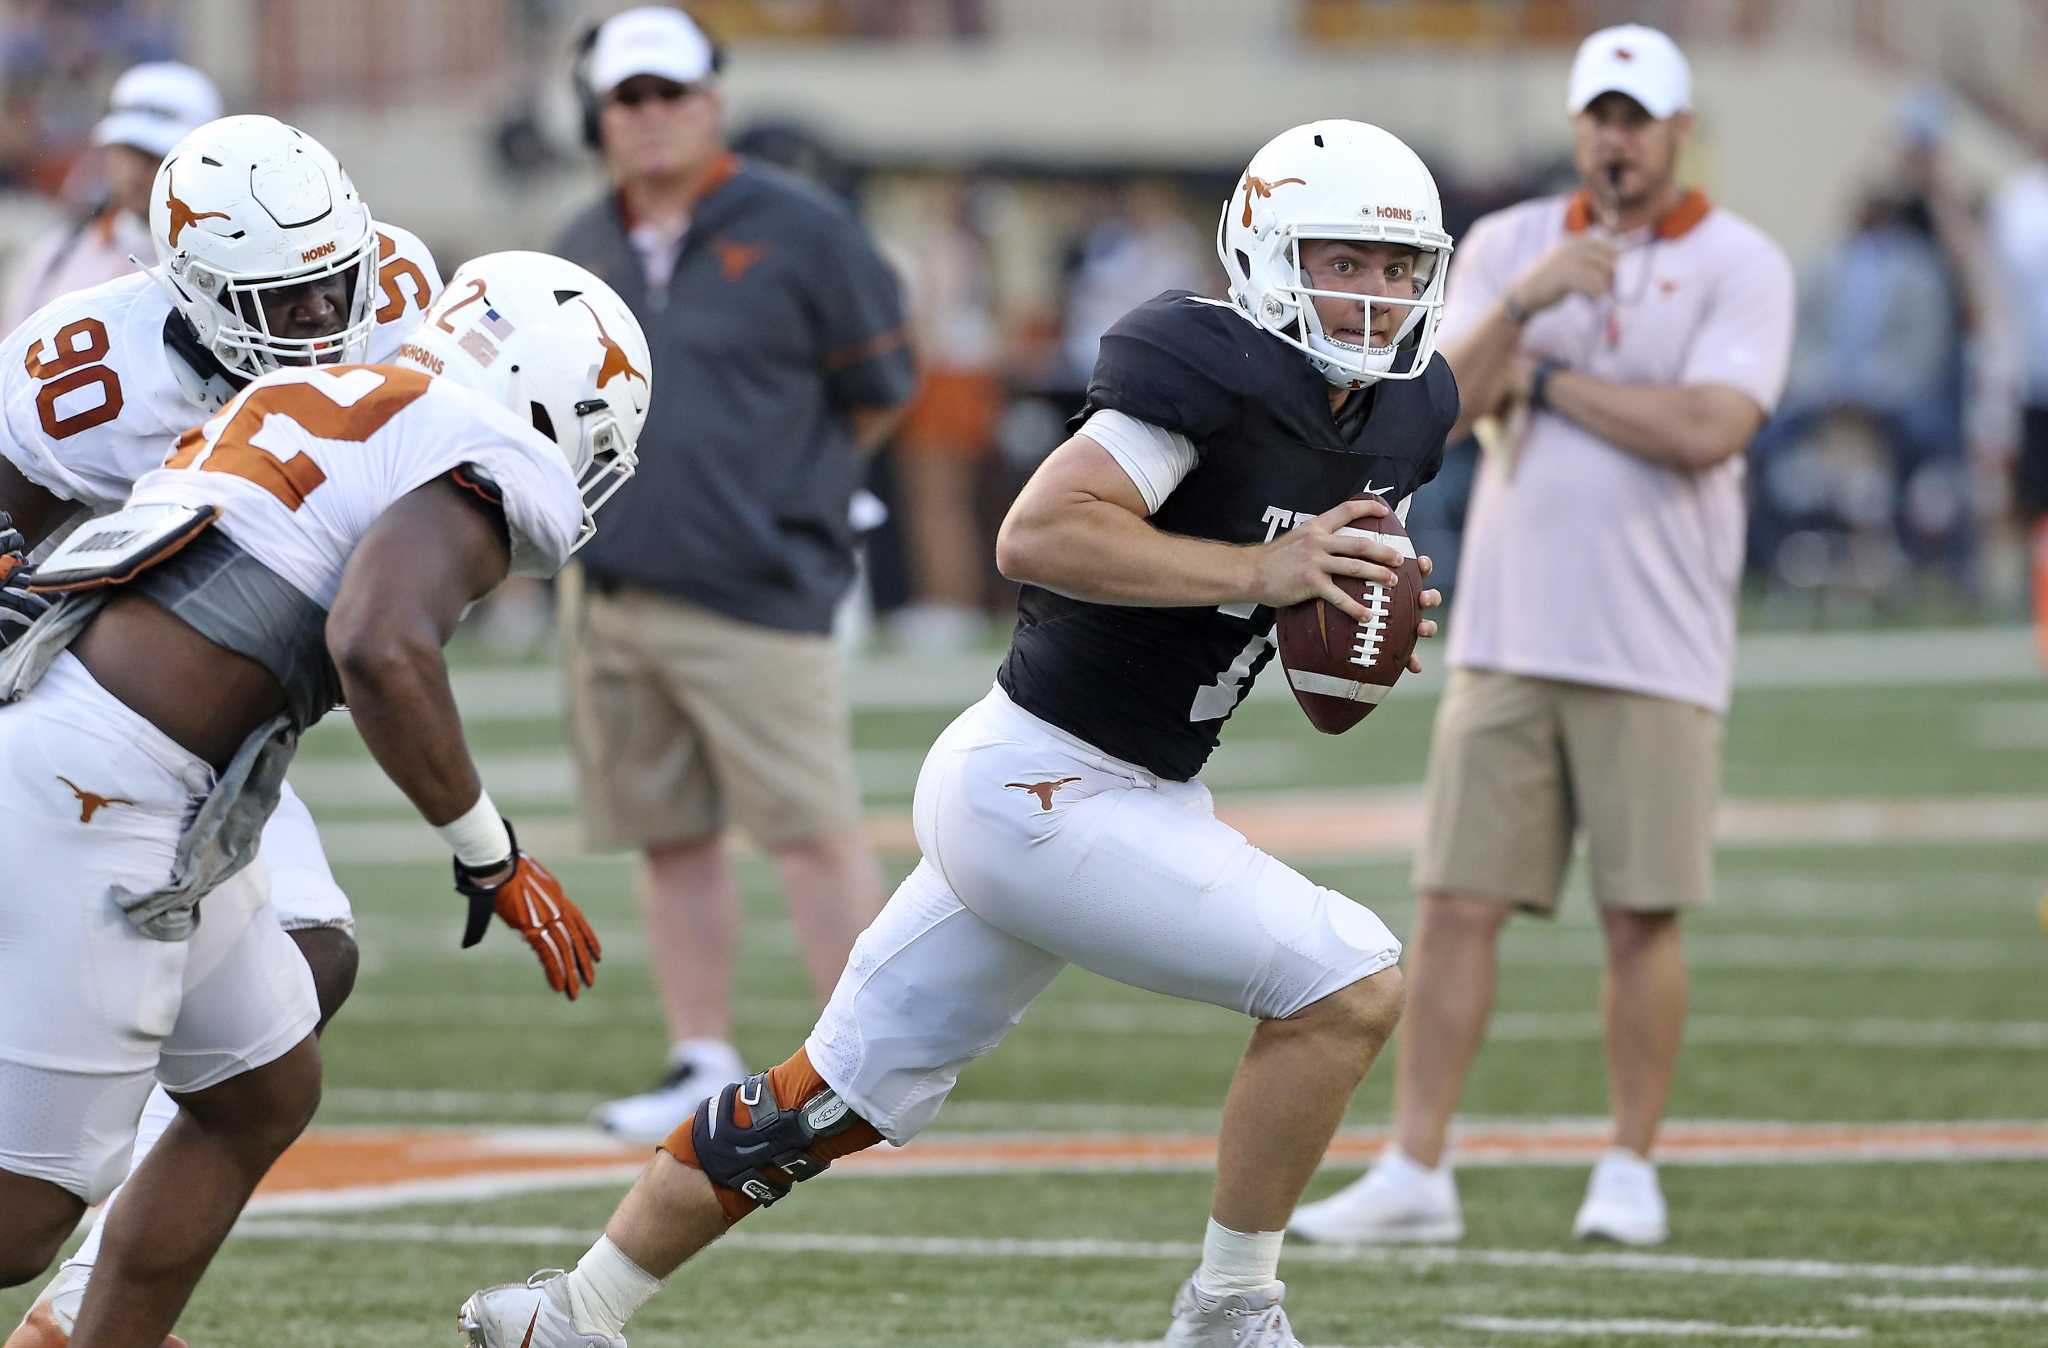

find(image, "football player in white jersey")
[0,114,440,1348]
[0,251,650,1348]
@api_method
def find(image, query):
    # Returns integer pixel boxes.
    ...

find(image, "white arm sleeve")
[1077,408,1199,515]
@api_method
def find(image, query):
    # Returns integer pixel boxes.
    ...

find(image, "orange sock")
[660,1046,883,1223]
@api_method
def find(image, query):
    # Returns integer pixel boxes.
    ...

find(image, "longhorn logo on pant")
[1005,777,1083,811]
[56,775,135,824]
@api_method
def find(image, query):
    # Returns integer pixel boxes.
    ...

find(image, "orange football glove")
[453,821,601,1001]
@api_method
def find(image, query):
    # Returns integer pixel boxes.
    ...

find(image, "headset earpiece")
[572,9,726,154]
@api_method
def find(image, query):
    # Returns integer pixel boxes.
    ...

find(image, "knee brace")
[661,1047,881,1223]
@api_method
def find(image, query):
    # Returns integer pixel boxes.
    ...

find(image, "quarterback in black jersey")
[455,120,1456,1348]
[997,281,1457,778]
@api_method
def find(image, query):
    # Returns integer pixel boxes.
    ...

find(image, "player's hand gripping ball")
[1274,493,1425,734]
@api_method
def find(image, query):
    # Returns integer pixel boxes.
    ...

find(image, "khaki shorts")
[1413,668,1725,915]
[560,568,862,851]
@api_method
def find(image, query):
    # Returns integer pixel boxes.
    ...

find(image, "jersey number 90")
[24,317,123,440]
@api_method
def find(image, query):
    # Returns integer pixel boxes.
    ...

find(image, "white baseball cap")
[93,61,223,159]
[588,6,719,98]
[1566,24,1692,119]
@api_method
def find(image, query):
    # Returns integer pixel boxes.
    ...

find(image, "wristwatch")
[1528,359,1562,412]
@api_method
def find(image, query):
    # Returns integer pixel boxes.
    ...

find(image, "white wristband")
[437,790,513,869]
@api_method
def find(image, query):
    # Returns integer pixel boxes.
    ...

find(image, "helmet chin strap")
[1301,312,1402,389]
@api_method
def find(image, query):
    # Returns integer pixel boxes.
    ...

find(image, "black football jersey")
[997,290,1459,780]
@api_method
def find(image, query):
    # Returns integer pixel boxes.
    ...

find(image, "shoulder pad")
[1420,351,1460,438]
[1085,291,1281,440]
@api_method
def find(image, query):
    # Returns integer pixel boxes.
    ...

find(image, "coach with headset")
[551,6,916,1142]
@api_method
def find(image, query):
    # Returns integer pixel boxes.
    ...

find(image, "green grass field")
[7,628,2046,1347]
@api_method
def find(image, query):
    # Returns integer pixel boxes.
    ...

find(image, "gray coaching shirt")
[554,156,916,633]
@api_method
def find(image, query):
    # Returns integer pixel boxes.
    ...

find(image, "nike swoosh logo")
[520,1306,542,1348]
[733,1140,772,1155]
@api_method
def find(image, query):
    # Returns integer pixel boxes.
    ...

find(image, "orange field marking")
[255,1119,2048,1207]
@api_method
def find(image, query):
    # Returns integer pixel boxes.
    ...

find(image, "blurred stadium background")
[4,2,2047,1346]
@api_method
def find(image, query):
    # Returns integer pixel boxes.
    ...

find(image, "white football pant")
[0,653,319,1201]
[807,684,1401,1143]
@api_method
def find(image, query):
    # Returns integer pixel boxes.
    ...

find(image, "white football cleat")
[2,1261,188,1348]
[591,1060,741,1144]
[1163,1277,1301,1347]
[1286,1148,1463,1243]
[1571,1147,1669,1246]
[457,1271,625,1348]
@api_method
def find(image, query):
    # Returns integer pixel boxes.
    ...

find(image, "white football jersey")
[122,363,586,604]
[0,223,441,518]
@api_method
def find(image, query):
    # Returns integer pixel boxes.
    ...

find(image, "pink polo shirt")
[1443,190,1794,713]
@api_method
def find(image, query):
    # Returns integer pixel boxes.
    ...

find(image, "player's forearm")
[1439,302,1524,443]
[1543,370,1751,470]
[332,625,485,826]
[996,497,1257,607]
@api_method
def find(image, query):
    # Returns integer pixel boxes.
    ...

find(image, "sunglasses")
[606,80,698,108]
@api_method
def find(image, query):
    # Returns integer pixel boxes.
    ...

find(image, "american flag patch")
[480,307,516,341]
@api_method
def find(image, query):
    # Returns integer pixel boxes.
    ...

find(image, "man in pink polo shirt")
[1292,24,1794,1248]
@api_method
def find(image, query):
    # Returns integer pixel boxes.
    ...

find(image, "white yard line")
[227,1217,2048,1289]
[302,794,2048,868]
[307,627,2036,728]
[1449,1315,1865,1340]
[244,1167,648,1216]
[1845,1294,2048,1314]
[322,1086,608,1118]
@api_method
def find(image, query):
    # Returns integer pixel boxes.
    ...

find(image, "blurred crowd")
[0,0,181,200]
[1749,89,2035,622]
[6,10,2048,647]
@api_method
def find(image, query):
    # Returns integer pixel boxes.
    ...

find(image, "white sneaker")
[2,1262,188,1348]
[1163,1278,1301,1347]
[458,1271,625,1348]
[590,1060,741,1144]
[1286,1148,1463,1243]
[1572,1147,1669,1246]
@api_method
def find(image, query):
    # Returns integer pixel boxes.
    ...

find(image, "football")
[1273,494,1424,734]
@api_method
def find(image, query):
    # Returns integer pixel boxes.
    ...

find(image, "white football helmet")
[1217,120,1454,389]
[147,114,378,380]
[395,251,649,553]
